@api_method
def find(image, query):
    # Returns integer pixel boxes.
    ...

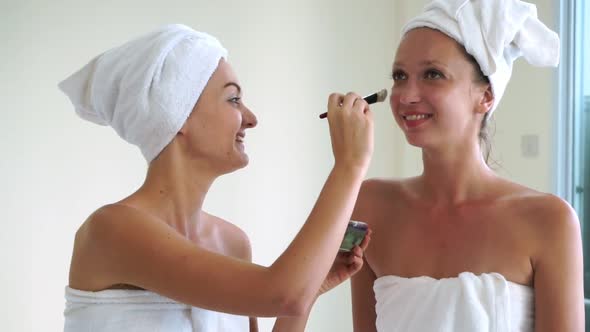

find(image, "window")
[558,0,588,328]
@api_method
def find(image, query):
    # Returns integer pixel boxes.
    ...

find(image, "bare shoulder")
[353,177,413,223]
[70,203,165,289]
[506,188,579,231]
[202,213,252,262]
[78,203,165,240]
[75,204,150,249]
[500,185,581,257]
[358,177,409,202]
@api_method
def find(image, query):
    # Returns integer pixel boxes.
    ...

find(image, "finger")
[350,246,362,257]
[351,240,369,257]
[348,257,364,273]
[363,107,375,121]
[359,229,372,251]
[334,253,349,264]
[347,253,357,264]
[352,256,364,267]
[328,93,344,110]
[352,97,369,114]
[342,92,362,109]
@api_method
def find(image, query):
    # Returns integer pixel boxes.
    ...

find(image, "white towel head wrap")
[401,0,560,114]
[58,24,228,162]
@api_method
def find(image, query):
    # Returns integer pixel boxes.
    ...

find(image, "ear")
[477,84,494,114]
[177,109,197,136]
[178,118,189,136]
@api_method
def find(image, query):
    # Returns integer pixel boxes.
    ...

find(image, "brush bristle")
[376,88,388,102]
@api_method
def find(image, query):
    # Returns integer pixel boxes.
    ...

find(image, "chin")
[407,140,424,148]
[237,156,249,169]
[405,132,447,151]
[226,154,249,173]
[404,133,429,148]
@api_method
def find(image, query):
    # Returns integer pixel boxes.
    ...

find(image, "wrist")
[332,162,368,180]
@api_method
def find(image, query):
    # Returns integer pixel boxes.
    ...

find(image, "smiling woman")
[177,63,257,173]
[13,1,575,331]
[57,24,375,332]
[350,1,584,331]
[389,28,494,155]
[10,1,398,331]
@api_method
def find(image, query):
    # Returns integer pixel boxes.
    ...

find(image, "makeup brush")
[319,88,388,119]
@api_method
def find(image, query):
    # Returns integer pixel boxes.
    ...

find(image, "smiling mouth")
[402,114,433,121]
[236,132,245,143]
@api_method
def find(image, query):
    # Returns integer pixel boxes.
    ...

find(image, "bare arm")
[533,197,584,331]
[81,165,364,317]
[351,254,378,332]
[241,233,259,332]
[271,296,317,332]
[351,180,378,332]
[75,92,374,318]
[249,318,258,332]
[271,230,371,331]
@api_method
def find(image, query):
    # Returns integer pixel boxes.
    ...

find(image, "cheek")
[428,90,461,105]
[389,89,397,109]
[212,110,239,134]
[389,89,398,112]
[389,90,403,124]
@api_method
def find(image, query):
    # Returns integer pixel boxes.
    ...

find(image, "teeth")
[405,114,430,121]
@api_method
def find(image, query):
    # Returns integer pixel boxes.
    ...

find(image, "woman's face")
[390,28,491,150]
[179,59,257,174]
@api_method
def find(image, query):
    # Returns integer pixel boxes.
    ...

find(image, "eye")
[424,69,444,80]
[228,96,242,105]
[391,70,407,81]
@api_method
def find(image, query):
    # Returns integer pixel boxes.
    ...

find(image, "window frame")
[556,0,588,314]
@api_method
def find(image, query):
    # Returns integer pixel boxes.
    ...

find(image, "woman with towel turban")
[59,24,373,331]
[350,0,584,331]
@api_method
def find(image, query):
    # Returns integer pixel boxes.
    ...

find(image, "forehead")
[395,28,466,65]
[207,59,239,88]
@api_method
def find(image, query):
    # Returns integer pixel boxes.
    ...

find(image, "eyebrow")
[224,82,242,94]
[393,60,448,68]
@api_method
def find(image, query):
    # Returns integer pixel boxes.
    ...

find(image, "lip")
[236,132,245,143]
[400,112,433,129]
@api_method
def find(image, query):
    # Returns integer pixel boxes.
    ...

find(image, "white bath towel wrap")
[58,24,228,162]
[373,272,534,332]
[64,286,249,331]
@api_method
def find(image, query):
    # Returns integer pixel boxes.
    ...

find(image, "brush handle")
[319,91,382,119]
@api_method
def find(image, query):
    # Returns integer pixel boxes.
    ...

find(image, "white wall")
[3,1,397,331]
[1,2,34,331]
[493,0,559,193]
[2,0,560,331]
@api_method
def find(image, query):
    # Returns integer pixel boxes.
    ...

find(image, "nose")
[397,80,421,105]
[242,105,258,128]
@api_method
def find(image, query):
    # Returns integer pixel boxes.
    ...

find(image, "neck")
[133,143,219,232]
[419,141,494,205]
